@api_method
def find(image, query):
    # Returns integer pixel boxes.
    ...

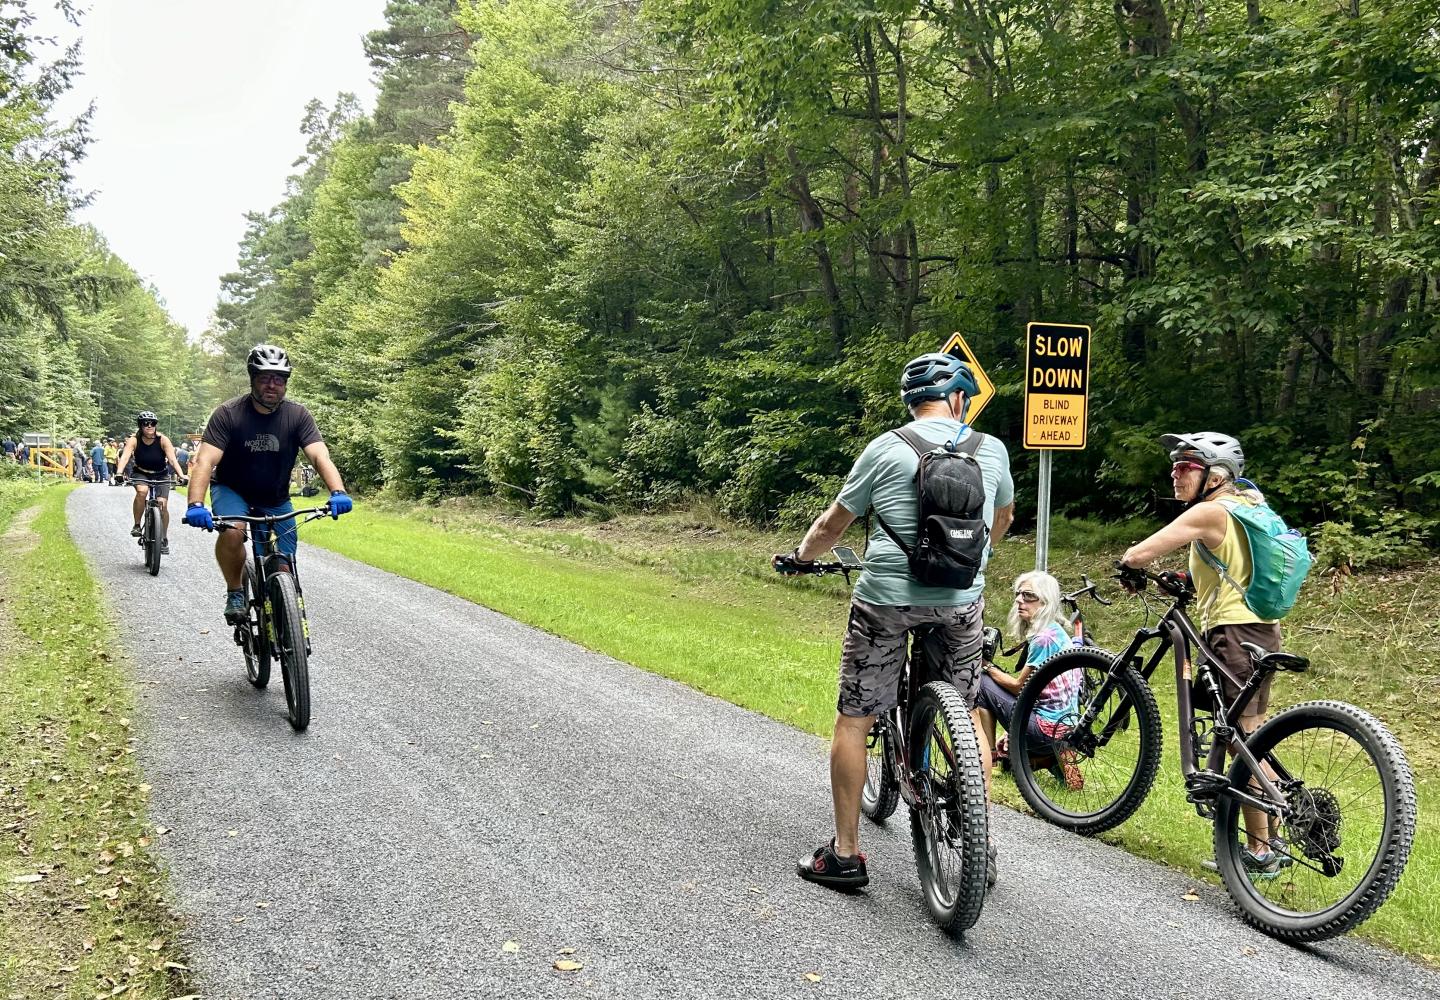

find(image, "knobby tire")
[271,571,310,731]
[1010,649,1162,836]
[1213,700,1416,941]
[907,681,988,934]
[861,719,900,822]
[242,562,270,689]
[143,506,161,576]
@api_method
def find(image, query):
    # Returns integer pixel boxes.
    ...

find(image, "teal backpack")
[1195,489,1313,621]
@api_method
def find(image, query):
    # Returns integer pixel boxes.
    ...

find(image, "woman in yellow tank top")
[1118,431,1287,877]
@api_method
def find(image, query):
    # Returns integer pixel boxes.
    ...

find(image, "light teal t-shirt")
[836,419,1014,607]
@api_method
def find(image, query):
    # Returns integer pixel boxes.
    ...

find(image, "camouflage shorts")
[837,598,986,717]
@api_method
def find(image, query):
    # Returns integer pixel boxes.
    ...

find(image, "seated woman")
[975,570,1084,790]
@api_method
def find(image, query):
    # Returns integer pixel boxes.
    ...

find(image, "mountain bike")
[215,504,331,732]
[119,474,184,576]
[788,547,989,933]
[1008,565,1416,941]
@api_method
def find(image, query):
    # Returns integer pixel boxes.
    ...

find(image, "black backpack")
[875,427,990,590]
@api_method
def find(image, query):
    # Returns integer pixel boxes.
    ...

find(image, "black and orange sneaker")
[797,839,869,891]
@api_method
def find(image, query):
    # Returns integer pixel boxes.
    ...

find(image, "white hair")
[1006,570,1069,642]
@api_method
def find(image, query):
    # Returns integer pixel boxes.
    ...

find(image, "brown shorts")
[837,598,985,717]
[1205,622,1282,718]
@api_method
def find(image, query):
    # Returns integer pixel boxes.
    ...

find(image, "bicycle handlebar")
[214,505,332,532]
[1062,574,1112,607]
[1113,561,1194,601]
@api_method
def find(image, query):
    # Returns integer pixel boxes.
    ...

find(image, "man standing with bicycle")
[775,353,1014,891]
[1118,432,1286,877]
[182,344,353,623]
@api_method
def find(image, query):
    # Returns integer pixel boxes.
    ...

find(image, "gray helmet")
[900,353,979,408]
[1160,431,1244,479]
[246,343,292,378]
[136,411,158,424]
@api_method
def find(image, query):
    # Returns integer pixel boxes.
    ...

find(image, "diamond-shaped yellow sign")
[940,332,996,426]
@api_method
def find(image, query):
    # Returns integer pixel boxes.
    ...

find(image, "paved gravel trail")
[67,486,1439,1000]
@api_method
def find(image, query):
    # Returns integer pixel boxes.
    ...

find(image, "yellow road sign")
[1024,322,1091,449]
[939,332,996,426]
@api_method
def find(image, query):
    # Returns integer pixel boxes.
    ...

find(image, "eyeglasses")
[139,421,157,427]
[255,374,288,385]
[1014,590,1040,604]
[1171,460,1205,475]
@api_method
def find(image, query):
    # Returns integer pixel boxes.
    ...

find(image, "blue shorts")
[210,483,297,559]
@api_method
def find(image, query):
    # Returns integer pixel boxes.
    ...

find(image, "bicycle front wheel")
[1011,649,1162,835]
[1213,700,1416,941]
[861,719,899,822]
[270,571,310,731]
[907,681,988,934]
[144,507,161,576]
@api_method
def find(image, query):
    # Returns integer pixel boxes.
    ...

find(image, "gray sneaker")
[130,523,142,537]
[223,590,247,624]
[160,539,170,555]
[986,842,998,889]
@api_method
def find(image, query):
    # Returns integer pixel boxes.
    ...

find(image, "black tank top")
[133,435,166,475]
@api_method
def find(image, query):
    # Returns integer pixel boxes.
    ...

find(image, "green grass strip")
[0,480,193,999]
[311,502,1439,964]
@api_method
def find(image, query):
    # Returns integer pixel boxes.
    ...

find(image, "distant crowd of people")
[1,432,199,483]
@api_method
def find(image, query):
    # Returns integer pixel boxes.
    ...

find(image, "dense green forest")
[0,4,218,442]
[215,1,1440,566]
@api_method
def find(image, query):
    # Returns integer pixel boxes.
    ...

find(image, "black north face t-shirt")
[203,395,322,505]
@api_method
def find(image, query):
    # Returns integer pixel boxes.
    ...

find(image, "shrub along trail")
[65,485,1440,999]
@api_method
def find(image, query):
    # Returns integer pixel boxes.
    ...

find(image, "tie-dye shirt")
[1027,623,1082,724]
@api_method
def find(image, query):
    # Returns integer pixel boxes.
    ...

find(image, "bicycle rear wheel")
[241,562,271,689]
[143,506,161,576]
[270,571,310,731]
[1011,649,1162,835]
[861,719,899,822]
[907,681,988,933]
[1213,700,1416,941]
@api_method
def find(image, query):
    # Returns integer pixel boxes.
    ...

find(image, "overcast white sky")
[34,0,389,336]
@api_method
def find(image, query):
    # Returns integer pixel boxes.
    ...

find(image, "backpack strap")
[1193,498,1248,623]
[889,425,987,458]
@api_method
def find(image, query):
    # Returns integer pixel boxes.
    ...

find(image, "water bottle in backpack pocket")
[875,427,990,590]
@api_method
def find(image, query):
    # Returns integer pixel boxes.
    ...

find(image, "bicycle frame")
[877,633,958,811]
[1086,589,1291,820]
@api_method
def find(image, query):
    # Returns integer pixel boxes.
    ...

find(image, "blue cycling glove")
[184,503,214,531]
[329,491,353,519]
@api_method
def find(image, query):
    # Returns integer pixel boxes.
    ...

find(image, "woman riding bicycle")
[1117,431,1286,877]
[975,571,1083,790]
[114,411,187,554]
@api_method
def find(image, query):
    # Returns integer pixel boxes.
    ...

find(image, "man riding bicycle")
[1118,432,1286,877]
[775,353,1014,890]
[114,411,188,554]
[183,344,353,623]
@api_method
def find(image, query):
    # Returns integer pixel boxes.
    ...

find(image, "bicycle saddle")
[1240,641,1309,673]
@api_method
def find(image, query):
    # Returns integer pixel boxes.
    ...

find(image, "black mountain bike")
[122,475,183,576]
[215,505,331,732]
[1009,565,1416,941]
[788,547,989,933]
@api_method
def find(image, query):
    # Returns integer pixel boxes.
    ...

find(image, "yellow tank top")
[1188,498,1276,629]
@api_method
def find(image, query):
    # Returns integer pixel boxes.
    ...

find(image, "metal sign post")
[1023,322,1092,572]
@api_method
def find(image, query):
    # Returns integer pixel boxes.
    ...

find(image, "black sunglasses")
[139,420,157,427]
